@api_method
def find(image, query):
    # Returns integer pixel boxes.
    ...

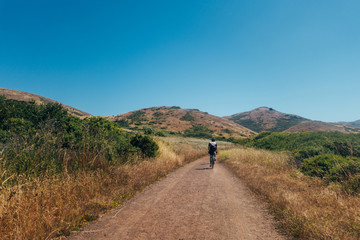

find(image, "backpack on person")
[209,142,217,154]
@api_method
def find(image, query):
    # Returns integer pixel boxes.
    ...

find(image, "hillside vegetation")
[238,131,360,194]
[226,107,360,134]
[340,120,360,128]
[285,120,360,134]
[0,88,91,118]
[219,147,360,239]
[0,96,158,180]
[109,106,255,139]
[0,96,207,238]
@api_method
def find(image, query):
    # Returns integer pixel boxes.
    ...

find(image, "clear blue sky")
[1,0,359,122]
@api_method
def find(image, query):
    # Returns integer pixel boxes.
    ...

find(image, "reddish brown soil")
[68,158,286,240]
[109,106,256,138]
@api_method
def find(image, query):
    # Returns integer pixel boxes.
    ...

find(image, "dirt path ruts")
[68,157,286,240]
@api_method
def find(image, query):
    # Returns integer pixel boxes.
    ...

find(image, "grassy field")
[236,131,360,194]
[0,137,207,239]
[219,147,360,239]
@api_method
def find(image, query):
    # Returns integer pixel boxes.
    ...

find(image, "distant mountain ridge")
[225,107,308,132]
[0,88,91,118]
[226,107,360,134]
[109,106,256,138]
[337,120,360,128]
[2,88,359,135]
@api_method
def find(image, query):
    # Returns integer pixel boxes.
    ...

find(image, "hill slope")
[225,107,308,132]
[338,120,360,128]
[109,106,256,138]
[0,88,91,118]
[285,121,360,133]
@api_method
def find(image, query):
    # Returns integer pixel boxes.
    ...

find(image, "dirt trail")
[68,158,286,240]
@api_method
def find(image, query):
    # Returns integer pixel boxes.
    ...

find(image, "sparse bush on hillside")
[115,119,129,127]
[183,125,213,139]
[222,128,232,134]
[127,111,147,124]
[153,112,164,118]
[180,112,195,121]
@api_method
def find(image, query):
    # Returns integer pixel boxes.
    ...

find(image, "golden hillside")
[225,107,308,132]
[0,88,91,118]
[109,106,256,138]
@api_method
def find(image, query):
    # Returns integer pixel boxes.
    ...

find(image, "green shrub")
[243,132,360,159]
[115,119,129,127]
[130,134,159,158]
[242,131,360,193]
[0,97,159,183]
[180,112,195,121]
[302,154,360,182]
[183,125,213,139]
[222,128,232,134]
[127,111,146,124]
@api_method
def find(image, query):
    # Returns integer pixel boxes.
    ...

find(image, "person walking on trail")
[208,138,217,168]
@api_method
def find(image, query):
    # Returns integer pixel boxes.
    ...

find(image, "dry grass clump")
[0,138,206,239]
[219,147,360,240]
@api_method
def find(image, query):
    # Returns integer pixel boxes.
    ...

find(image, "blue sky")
[0,0,359,122]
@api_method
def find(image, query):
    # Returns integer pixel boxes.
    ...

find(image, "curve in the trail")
[68,157,286,240]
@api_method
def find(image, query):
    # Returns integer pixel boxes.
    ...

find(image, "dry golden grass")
[219,147,360,239]
[0,137,206,239]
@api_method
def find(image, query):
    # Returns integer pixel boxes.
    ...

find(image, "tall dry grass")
[219,147,360,240]
[0,137,206,239]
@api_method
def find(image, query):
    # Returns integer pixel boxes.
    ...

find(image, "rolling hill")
[226,107,360,134]
[0,88,91,118]
[225,107,308,132]
[284,121,360,133]
[2,88,358,135]
[109,106,256,138]
[338,120,360,128]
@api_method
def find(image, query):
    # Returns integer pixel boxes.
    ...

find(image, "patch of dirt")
[68,158,286,240]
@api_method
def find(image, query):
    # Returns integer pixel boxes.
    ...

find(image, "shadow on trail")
[195,167,213,171]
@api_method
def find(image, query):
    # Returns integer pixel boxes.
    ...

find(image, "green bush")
[0,97,159,183]
[130,134,159,158]
[180,112,195,121]
[302,154,360,194]
[183,125,213,139]
[127,111,147,124]
[243,132,360,159]
[241,131,360,192]
[115,119,129,127]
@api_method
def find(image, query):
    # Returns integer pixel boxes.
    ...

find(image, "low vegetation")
[219,147,360,239]
[237,131,360,194]
[183,125,214,139]
[180,112,195,121]
[0,96,207,239]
